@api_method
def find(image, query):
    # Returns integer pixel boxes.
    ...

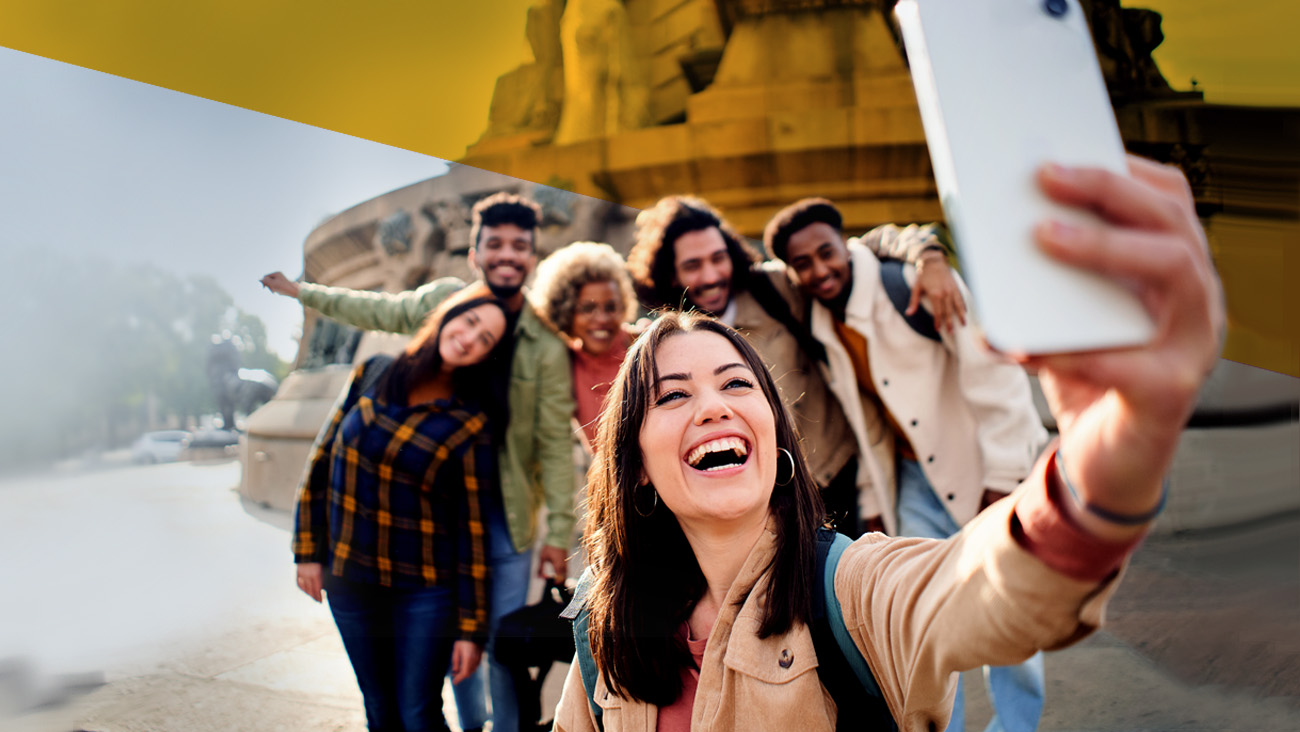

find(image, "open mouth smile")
[686,436,750,472]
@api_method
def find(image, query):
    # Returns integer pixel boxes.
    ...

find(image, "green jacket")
[299,278,577,552]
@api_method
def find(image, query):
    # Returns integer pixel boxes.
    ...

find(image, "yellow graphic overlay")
[0,0,535,159]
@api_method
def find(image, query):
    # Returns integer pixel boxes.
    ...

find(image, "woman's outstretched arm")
[1026,157,1222,541]
[837,158,1222,730]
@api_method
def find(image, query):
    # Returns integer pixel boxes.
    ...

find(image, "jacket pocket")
[719,619,835,731]
[722,618,820,683]
[593,681,632,732]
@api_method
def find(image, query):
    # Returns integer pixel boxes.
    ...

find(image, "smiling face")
[672,227,734,314]
[571,279,624,356]
[784,221,852,304]
[437,303,507,372]
[470,222,536,300]
[638,330,777,530]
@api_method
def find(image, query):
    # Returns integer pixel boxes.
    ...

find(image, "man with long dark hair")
[264,192,573,732]
[625,195,958,536]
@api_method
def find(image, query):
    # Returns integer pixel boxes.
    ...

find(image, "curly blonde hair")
[529,241,638,336]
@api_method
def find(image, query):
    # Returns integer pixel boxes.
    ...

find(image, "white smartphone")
[895,0,1155,354]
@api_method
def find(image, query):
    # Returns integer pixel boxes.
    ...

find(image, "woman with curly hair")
[530,241,639,445]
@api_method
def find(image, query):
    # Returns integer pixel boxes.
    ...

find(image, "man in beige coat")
[626,195,960,535]
[765,198,1050,732]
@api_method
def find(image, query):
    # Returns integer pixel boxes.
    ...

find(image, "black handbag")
[493,579,576,732]
[494,579,576,670]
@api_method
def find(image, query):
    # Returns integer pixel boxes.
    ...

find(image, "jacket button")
[779,649,794,668]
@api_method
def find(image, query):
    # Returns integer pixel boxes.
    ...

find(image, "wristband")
[1056,448,1167,526]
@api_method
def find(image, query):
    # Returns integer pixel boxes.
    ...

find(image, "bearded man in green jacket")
[263,192,573,732]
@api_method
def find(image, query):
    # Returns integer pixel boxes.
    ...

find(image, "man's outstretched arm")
[856,224,967,332]
[261,271,300,299]
[260,271,463,335]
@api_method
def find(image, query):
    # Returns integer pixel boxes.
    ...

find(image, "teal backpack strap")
[823,532,885,698]
[560,568,604,731]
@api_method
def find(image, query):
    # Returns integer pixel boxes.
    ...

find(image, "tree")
[0,248,290,470]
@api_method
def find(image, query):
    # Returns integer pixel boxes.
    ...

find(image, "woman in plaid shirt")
[293,282,510,732]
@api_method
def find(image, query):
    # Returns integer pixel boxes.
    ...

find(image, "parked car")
[131,430,191,464]
[180,429,241,460]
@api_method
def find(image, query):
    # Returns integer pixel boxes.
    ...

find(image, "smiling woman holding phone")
[552,158,1223,732]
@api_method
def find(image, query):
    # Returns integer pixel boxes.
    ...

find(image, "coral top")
[571,331,630,444]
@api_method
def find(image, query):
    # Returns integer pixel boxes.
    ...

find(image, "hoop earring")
[776,447,795,487]
[634,482,658,517]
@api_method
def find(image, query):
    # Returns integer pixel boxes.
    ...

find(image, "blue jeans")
[327,580,458,732]
[484,499,533,732]
[896,459,1046,732]
[449,664,487,730]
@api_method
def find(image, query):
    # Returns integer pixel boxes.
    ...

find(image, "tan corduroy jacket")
[552,464,1122,732]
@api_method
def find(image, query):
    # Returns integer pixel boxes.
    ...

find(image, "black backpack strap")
[812,528,898,731]
[746,266,829,364]
[561,568,604,731]
[879,259,942,343]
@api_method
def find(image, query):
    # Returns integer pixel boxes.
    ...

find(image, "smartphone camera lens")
[1043,0,1069,17]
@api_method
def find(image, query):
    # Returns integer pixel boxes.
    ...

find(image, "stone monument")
[245,0,1298,528]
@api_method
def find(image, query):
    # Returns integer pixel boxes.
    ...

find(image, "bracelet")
[1056,448,1168,526]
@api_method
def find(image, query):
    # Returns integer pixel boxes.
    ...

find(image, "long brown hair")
[582,312,825,706]
[377,282,510,430]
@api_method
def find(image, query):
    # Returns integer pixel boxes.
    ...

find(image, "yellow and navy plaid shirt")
[293,356,492,641]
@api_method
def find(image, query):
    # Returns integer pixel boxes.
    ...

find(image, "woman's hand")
[449,640,483,684]
[1024,157,1223,539]
[296,562,324,602]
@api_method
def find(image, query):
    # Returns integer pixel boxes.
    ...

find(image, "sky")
[0,46,447,359]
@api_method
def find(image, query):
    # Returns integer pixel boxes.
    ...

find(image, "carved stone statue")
[301,319,363,371]
[207,336,280,429]
[554,0,651,145]
[426,197,474,253]
[377,210,413,256]
[481,0,566,138]
[1080,0,1175,99]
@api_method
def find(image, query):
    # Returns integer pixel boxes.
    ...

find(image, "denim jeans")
[449,664,487,730]
[484,497,534,732]
[327,580,458,732]
[896,458,1046,732]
